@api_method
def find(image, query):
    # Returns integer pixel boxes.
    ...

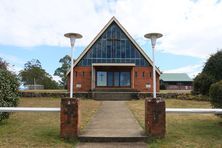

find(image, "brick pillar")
[145,98,165,138]
[131,67,134,89]
[60,98,79,139]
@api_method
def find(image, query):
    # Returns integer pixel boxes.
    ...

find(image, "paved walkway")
[77,101,147,148]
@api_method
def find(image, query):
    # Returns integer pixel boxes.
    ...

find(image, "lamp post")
[64,33,82,98]
[144,33,162,99]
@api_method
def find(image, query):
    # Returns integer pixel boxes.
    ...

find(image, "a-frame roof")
[67,16,161,75]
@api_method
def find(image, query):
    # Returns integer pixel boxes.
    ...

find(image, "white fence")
[0,107,60,112]
[166,108,222,114]
[0,107,222,114]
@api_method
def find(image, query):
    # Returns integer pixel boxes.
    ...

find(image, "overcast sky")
[0,0,221,81]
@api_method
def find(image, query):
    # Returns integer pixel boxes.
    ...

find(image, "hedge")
[0,69,19,121]
[209,80,222,109]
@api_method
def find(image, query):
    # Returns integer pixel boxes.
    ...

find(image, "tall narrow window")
[75,71,78,77]
[76,22,150,67]
[107,72,113,86]
[97,72,107,86]
[114,72,120,86]
[150,72,152,78]
[142,72,145,78]
[82,72,85,77]
[120,72,130,86]
[135,72,137,78]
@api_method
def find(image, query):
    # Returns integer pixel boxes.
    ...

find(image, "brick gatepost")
[145,98,166,138]
[60,98,80,139]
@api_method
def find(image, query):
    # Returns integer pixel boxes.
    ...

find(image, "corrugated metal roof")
[160,73,192,82]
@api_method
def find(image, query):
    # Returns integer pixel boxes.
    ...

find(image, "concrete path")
[77,101,147,148]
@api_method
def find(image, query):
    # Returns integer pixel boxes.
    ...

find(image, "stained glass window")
[77,22,149,67]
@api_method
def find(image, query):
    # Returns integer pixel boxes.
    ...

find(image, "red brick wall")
[60,98,80,138]
[134,67,160,92]
[67,66,160,92]
[67,67,92,92]
[145,99,166,138]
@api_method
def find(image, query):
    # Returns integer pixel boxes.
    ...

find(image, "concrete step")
[78,136,148,142]
[76,142,147,148]
[93,88,139,92]
[92,92,138,100]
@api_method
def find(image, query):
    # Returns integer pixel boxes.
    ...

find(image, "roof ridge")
[66,17,161,75]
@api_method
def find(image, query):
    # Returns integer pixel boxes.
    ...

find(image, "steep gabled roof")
[160,73,193,82]
[67,16,161,75]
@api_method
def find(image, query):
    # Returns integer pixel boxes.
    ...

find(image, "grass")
[127,99,222,148]
[19,89,68,93]
[0,97,101,147]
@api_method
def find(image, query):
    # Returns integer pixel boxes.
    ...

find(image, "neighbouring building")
[67,17,161,93]
[160,73,193,90]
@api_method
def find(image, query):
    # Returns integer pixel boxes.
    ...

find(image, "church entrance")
[93,65,133,88]
[96,71,131,87]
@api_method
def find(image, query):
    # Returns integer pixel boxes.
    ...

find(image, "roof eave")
[66,16,161,75]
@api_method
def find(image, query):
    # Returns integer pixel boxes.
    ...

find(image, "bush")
[193,73,215,95]
[203,50,222,81]
[192,50,222,95]
[160,83,166,90]
[0,69,19,121]
[209,80,222,109]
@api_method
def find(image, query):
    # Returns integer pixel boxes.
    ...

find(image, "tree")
[193,73,214,95]
[0,57,9,70]
[193,50,222,95]
[19,59,59,89]
[54,55,71,88]
[0,58,19,121]
[203,50,222,81]
[209,80,222,109]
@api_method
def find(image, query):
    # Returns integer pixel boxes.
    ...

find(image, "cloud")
[8,64,23,74]
[113,0,222,59]
[0,0,221,59]
[52,75,61,83]
[0,52,25,65]
[0,52,25,74]
[164,64,203,78]
[0,0,114,47]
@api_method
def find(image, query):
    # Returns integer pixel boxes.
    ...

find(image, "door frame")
[95,70,131,88]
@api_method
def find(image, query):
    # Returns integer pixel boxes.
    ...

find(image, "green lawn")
[19,89,68,93]
[0,97,101,147]
[1,98,222,147]
[127,99,222,148]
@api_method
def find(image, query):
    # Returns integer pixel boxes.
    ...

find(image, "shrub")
[209,80,222,109]
[192,50,222,95]
[203,50,222,81]
[0,69,19,121]
[193,73,215,95]
[160,83,166,90]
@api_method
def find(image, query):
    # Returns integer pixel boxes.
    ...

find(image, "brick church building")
[67,17,160,93]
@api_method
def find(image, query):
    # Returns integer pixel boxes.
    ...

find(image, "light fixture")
[144,33,162,99]
[64,33,82,98]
